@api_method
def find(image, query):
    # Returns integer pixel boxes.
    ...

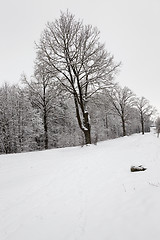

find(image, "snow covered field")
[1,131,160,240]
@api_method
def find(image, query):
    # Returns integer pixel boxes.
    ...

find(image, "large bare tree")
[35,11,120,144]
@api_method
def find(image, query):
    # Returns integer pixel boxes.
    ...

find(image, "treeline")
[0,11,155,154]
[0,82,154,154]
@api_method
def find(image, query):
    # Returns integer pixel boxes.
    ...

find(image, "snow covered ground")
[1,131,160,240]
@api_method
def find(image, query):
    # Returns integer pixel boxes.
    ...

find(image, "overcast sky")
[0,0,160,113]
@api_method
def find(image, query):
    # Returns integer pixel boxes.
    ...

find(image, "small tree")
[135,97,154,135]
[35,11,120,144]
[108,85,135,136]
[22,65,59,150]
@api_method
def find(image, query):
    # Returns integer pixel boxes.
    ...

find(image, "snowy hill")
[1,132,160,240]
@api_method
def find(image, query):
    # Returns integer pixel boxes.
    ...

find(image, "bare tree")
[35,11,120,144]
[22,64,59,149]
[135,97,154,135]
[108,85,135,136]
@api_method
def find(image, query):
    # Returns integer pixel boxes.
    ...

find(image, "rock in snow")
[130,165,147,172]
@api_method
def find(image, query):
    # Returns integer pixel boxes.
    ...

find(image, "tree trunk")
[74,95,92,145]
[105,113,108,129]
[141,116,144,135]
[83,129,91,145]
[157,128,160,138]
[83,111,91,144]
[43,111,48,149]
[122,117,126,136]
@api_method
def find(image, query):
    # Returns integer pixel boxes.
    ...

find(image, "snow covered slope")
[1,132,160,240]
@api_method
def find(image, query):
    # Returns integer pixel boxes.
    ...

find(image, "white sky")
[0,0,160,113]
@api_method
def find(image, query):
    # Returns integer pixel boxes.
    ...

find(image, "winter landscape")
[1,129,160,240]
[1,1,160,240]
